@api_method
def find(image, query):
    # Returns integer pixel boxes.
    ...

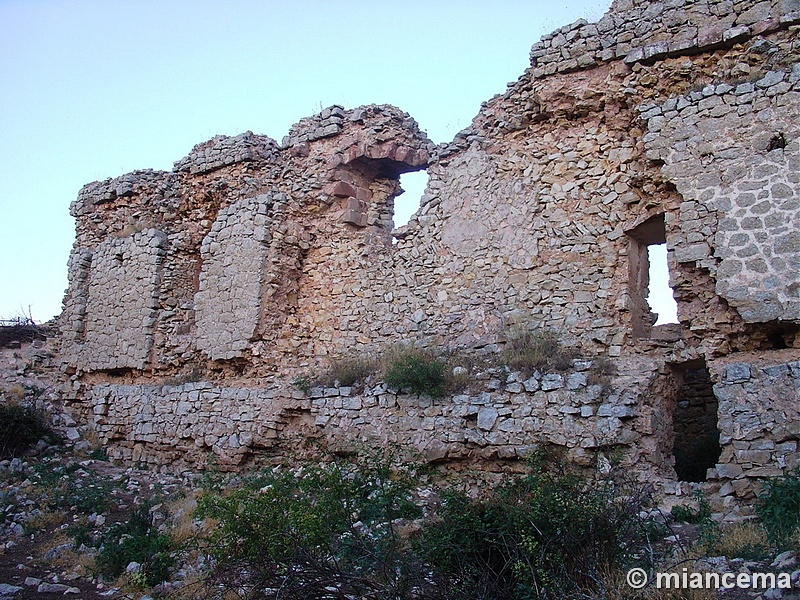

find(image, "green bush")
[757,467,800,545]
[96,502,174,587]
[671,490,712,525]
[195,455,432,598]
[415,454,659,599]
[0,403,58,458]
[671,490,722,552]
[384,348,447,398]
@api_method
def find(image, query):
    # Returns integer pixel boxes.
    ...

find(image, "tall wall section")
[60,0,800,509]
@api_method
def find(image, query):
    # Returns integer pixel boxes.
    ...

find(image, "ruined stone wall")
[59,0,800,507]
[710,354,800,505]
[87,356,676,480]
[643,65,800,322]
[531,0,799,78]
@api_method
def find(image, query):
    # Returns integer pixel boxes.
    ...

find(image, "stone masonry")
[57,0,800,511]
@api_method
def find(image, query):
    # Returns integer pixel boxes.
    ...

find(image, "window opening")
[647,244,678,325]
[395,170,428,229]
[627,215,679,339]
[671,364,721,482]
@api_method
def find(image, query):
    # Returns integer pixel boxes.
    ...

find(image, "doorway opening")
[671,362,721,482]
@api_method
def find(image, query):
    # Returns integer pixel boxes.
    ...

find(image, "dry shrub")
[502,327,577,376]
[167,491,202,545]
[320,356,378,388]
[597,566,717,600]
[713,521,770,559]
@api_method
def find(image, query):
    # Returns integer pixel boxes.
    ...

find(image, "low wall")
[711,355,800,504]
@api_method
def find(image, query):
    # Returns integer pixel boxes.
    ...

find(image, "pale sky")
[1,1,633,322]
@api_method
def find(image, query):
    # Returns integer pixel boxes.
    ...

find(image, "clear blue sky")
[1,1,619,322]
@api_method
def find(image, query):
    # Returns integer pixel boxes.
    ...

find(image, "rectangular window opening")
[627,215,680,340]
[647,244,678,325]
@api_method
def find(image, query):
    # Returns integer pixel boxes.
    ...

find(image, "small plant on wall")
[501,326,576,376]
[384,347,447,398]
[319,356,379,388]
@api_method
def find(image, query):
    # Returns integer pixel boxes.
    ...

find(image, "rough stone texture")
[195,194,274,360]
[58,0,800,508]
[529,0,800,78]
[173,131,279,175]
[642,69,800,322]
[89,356,673,479]
[79,228,166,371]
[711,354,800,503]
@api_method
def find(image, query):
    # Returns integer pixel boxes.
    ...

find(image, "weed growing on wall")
[670,490,712,525]
[384,347,447,398]
[318,356,378,388]
[502,327,576,376]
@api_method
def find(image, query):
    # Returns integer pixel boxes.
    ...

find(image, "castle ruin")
[60,0,800,512]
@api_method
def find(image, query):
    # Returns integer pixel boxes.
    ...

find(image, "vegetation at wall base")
[0,402,59,459]
[757,466,800,547]
[7,442,800,598]
[670,490,712,525]
[195,454,435,598]
[192,450,664,599]
[415,453,661,599]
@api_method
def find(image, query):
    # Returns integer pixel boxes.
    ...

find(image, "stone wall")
[530,0,799,78]
[711,355,800,504]
[58,0,800,507]
[642,65,800,322]
[87,356,677,481]
[195,194,275,360]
